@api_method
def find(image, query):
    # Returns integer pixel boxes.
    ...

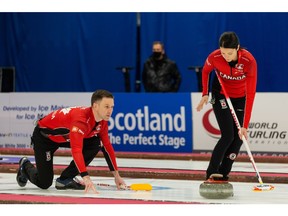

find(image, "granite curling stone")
[199,181,234,199]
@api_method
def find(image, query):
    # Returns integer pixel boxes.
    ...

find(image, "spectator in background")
[142,41,181,92]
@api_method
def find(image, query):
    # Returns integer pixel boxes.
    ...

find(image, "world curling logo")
[202,108,221,139]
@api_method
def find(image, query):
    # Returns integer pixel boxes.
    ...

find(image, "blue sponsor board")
[109,93,192,153]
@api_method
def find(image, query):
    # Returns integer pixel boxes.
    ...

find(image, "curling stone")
[199,174,234,199]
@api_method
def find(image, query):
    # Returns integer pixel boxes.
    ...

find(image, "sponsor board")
[0,93,89,148]
[1,92,287,155]
[0,93,193,153]
[192,93,288,155]
[108,93,192,153]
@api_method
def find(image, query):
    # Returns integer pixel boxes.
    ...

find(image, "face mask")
[152,52,162,59]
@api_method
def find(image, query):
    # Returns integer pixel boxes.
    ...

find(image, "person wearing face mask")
[142,41,181,92]
[196,32,257,181]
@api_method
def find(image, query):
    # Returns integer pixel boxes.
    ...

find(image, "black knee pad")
[38,181,53,189]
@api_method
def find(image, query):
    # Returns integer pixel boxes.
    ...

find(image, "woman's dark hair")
[219,31,240,49]
[91,89,114,106]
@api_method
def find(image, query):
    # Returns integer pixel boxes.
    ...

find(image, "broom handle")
[96,183,152,191]
[215,71,264,185]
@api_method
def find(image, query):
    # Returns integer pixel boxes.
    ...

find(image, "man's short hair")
[153,41,164,50]
[91,89,114,106]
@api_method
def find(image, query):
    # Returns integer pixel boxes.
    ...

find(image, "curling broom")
[97,183,153,191]
[215,71,274,192]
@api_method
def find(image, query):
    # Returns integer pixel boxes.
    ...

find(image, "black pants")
[206,93,245,179]
[24,126,101,189]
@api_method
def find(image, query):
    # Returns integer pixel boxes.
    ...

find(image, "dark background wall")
[1,12,287,93]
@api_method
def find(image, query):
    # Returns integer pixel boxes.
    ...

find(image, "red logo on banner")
[202,108,221,138]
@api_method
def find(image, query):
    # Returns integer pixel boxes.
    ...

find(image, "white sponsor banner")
[0,93,90,148]
[192,92,288,155]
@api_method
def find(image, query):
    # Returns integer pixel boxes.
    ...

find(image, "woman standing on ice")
[196,31,257,181]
